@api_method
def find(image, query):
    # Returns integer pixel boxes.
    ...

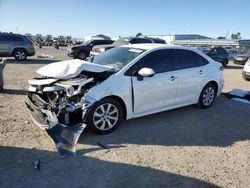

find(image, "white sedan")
[27,44,224,134]
[243,58,250,81]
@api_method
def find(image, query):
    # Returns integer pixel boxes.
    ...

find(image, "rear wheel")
[197,83,216,108]
[14,49,27,61]
[222,59,228,66]
[77,51,87,60]
[86,98,123,134]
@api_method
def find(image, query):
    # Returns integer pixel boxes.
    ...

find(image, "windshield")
[113,38,130,45]
[81,40,91,45]
[92,47,145,72]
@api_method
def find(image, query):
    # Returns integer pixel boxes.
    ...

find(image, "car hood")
[37,59,112,80]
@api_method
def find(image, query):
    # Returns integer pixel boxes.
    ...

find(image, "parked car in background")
[242,58,250,81]
[27,44,224,134]
[206,47,229,66]
[233,51,250,65]
[67,39,114,60]
[227,49,240,60]
[90,37,166,57]
[0,33,35,61]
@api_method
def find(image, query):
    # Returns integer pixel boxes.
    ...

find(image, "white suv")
[27,44,224,134]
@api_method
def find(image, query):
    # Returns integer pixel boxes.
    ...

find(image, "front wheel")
[86,98,123,134]
[197,83,216,108]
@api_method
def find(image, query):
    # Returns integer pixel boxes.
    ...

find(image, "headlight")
[100,48,105,53]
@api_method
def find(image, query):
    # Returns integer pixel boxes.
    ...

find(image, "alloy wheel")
[15,51,26,60]
[93,103,119,130]
[202,87,215,106]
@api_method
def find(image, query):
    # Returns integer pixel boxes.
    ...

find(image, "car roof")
[122,43,193,51]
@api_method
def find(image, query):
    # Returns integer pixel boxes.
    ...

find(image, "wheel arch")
[11,48,28,56]
[102,95,127,119]
[206,80,218,95]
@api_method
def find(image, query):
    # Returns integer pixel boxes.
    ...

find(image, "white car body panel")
[132,72,177,114]
[28,78,58,85]
[83,44,224,120]
[29,44,224,121]
[243,59,250,73]
[36,59,111,80]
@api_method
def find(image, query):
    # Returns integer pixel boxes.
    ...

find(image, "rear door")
[173,49,208,104]
[126,49,177,114]
[0,35,12,55]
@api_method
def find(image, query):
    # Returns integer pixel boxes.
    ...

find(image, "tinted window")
[152,38,166,44]
[195,53,209,66]
[0,35,23,42]
[129,38,141,44]
[217,47,228,56]
[174,49,208,70]
[139,38,152,43]
[174,50,196,70]
[125,49,174,75]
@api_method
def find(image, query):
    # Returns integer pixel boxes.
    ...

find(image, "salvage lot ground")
[0,46,250,188]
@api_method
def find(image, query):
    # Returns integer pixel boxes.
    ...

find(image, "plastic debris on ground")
[36,54,54,59]
[46,123,86,158]
[226,88,250,104]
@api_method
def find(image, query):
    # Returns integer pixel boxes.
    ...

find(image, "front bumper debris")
[46,123,86,158]
[25,96,86,158]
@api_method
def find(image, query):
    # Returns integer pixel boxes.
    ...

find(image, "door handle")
[199,70,203,75]
[169,76,177,81]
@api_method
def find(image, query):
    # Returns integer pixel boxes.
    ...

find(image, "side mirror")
[137,68,155,81]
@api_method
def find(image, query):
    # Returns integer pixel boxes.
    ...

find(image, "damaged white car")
[26,44,224,135]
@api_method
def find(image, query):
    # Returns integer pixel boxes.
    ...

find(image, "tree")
[136,32,142,37]
[231,32,241,40]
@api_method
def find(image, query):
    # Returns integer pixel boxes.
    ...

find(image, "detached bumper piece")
[26,95,86,158]
[46,123,86,158]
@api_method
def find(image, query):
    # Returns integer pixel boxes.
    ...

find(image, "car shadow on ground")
[0,58,58,65]
[0,89,27,95]
[224,65,244,70]
[79,96,250,148]
[0,146,220,188]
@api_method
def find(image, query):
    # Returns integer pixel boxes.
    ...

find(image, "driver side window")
[125,49,174,76]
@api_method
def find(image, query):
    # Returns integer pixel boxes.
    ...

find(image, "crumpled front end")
[25,75,97,158]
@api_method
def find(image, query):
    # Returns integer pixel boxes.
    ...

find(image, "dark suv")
[67,39,114,60]
[206,47,229,66]
[0,33,35,61]
[90,37,166,57]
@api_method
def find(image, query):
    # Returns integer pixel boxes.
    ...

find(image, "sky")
[0,0,249,39]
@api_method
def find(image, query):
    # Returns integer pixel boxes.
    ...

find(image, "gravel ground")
[0,46,250,188]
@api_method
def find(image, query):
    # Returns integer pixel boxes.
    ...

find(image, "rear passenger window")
[12,36,24,41]
[174,50,196,70]
[140,38,152,43]
[195,53,209,66]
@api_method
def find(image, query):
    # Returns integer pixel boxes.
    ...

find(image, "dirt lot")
[0,46,250,188]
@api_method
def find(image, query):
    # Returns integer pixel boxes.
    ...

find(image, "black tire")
[197,83,216,109]
[77,51,87,60]
[14,49,27,61]
[222,59,228,67]
[86,98,123,134]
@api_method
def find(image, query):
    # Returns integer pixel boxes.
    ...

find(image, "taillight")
[219,66,224,71]
[30,42,34,48]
